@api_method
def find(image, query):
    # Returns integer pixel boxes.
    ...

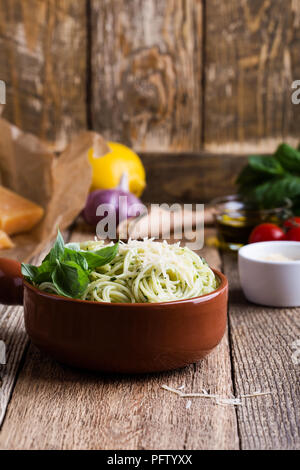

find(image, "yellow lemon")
[88,142,146,197]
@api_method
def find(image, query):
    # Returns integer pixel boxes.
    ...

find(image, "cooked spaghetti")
[39,239,219,303]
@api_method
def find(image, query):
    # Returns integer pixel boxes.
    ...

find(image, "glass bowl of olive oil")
[210,195,292,251]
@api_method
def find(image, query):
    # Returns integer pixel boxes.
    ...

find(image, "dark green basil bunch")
[236,143,300,214]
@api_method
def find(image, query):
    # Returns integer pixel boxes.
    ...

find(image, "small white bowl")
[238,241,300,307]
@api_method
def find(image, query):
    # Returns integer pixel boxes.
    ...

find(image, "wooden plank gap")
[200,0,207,148]
[86,0,93,130]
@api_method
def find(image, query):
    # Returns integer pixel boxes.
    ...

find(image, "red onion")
[83,173,146,227]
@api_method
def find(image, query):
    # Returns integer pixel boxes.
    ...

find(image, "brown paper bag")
[0,118,109,261]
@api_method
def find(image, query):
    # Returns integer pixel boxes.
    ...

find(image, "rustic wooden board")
[223,252,300,450]
[140,152,247,203]
[0,304,27,428]
[90,0,203,152]
[0,243,53,428]
[204,0,300,153]
[0,0,87,151]
[0,227,239,450]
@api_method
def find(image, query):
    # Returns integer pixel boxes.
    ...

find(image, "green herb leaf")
[34,261,53,284]
[236,164,270,189]
[52,260,89,298]
[21,230,119,299]
[274,143,300,173]
[22,261,56,284]
[248,155,285,176]
[236,144,300,212]
[21,263,38,281]
[43,229,65,264]
[80,242,119,269]
[252,176,300,208]
[63,248,89,271]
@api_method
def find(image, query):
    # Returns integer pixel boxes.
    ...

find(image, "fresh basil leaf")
[80,242,119,269]
[63,260,89,296]
[22,236,118,297]
[93,242,119,260]
[43,229,65,264]
[248,155,285,176]
[52,260,89,298]
[252,176,300,208]
[34,272,52,284]
[275,143,300,173]
[34,261,53,284]
[63,248,89,271]
[21,263,38,281]
[236,164,268,187]
[22,261,54,284]
[237,144,300,212]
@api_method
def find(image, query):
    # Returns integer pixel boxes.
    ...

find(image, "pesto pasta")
[38,239,219,303]
[83,239,218,303]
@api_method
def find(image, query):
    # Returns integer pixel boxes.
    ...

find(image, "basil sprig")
[236,143,300,214]
[21,230,119,299]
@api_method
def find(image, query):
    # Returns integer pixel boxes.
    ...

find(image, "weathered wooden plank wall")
[141,153,247,203]
[0,0,299,153]
[205,0,300,154]
[0,0,87,151]
[90,0,203,152]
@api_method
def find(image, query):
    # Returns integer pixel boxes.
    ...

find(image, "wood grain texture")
[140,152,247,203]
[0,227,238,450]
[223,252,300,450]
[0,0,87,151]
[90,0,203,152]
[0,304,27,428]
[204,0,300,153]
[0,242,54,428]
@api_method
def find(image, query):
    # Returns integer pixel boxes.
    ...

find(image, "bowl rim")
[23,268,228,307]
[239,241,300,265]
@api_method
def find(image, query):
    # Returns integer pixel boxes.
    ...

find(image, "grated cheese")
[79,238,218,303]
[240,391,272,398]
[216,397,242,406]
[161,384,272,407]
[161,385,218,399]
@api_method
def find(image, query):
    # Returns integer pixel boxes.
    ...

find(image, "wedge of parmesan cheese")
[0,230,14,249]
[0,186,44,235]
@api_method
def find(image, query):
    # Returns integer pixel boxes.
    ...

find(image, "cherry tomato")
[284,226,300,241]
[283,217,300,230]
[249,223,285,244]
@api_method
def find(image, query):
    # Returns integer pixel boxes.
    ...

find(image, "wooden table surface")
[0,224,299,450]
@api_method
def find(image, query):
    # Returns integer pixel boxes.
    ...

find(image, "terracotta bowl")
[0,257,228,373]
